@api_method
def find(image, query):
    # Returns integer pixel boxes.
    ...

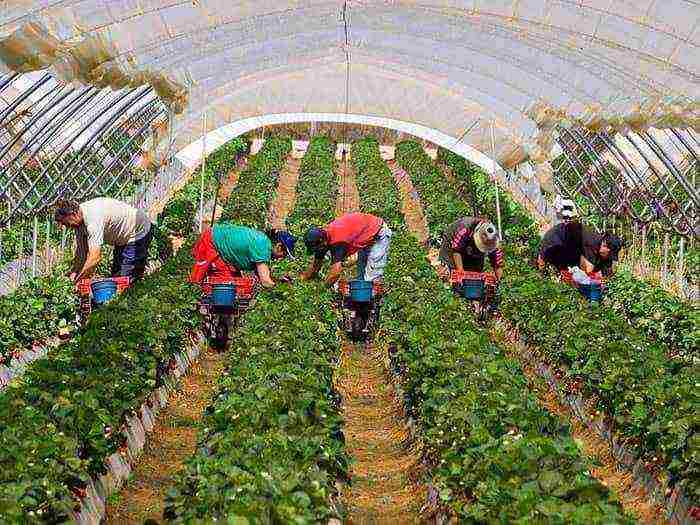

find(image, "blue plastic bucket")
[91,280,118,304]
[349,280,373,302]
[211,284,237,307]
[460,279,484,300]
[580,283,602,303]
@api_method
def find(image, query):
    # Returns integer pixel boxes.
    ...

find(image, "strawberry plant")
[164,135,348,522]
[355,138,630,522]
[0,266,78,365]
[606,269,699,359]
[0,243,201,522]
[220,136,292,226]
[403,145,699,509]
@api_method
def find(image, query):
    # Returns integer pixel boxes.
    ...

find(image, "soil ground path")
[335,159,425,524]
[390,158,666,524]
[105,155,301,523]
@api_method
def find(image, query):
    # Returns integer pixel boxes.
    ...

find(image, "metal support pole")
[662,232,669,284]
[45,219,51,273]
[677,237,685,290]
[490,122,502,240]
[198,112,207,233]
[31,216,38,278]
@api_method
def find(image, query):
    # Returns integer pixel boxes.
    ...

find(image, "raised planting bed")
[352,139,630,521]
[163,135,348,522]
[0,243,202,522]
[163,280,348,522]
[220,136,292,226]
[400,144,698,520]
[500,257,700,514]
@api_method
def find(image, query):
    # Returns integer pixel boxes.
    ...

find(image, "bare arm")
[494,267,503,281]
[255,262,275,288]
[325,262,343,286]
[452,252,464,271]
[300,258,323,281]
[75,247,101,282]
[579,255,595,274]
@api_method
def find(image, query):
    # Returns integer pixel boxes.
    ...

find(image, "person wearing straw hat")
[190,223,296,288]
[439,217,504,280]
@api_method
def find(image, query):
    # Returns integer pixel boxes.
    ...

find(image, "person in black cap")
[537,221,623,277]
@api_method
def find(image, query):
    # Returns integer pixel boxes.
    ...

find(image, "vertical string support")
[45,219,51,273]
[489,122,503,240]
[662,232,670,283]
[198,111,207,233]
[31,216,38,278]
[676,237,685,292]
[640,225,647,273]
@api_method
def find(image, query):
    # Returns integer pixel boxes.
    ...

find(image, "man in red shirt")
[301,212,393,286]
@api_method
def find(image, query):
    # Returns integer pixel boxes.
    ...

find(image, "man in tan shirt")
[54,198,153,282]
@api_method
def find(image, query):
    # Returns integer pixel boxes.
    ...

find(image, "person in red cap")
[190,223,295,288]
[439,217,504,280]
[301,212,392,286]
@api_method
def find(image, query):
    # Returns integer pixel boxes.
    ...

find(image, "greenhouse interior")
[0,1,698,524]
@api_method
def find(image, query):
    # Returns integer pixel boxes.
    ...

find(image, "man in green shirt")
[190,223,296,288]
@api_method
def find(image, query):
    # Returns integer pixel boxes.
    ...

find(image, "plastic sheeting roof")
[1,1,698,163]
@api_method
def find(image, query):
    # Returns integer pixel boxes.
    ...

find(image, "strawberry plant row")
[0,137,269,522]
[220,136,292,227]
[439,147,699,359]
[164,136,349,522]
[157,137,249,238]
[606,269,699,360]
[500,257,700,509]
[0,138,249,388]
[354,138,630,522]
[0,243,202,522]
[401,145,698,520]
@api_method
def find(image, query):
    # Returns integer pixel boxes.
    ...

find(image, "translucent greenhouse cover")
[0,1,698,234]
[1,1,697,158]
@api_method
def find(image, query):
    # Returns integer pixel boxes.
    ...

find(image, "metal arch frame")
[0,73,167,226]
[552,124,699,238]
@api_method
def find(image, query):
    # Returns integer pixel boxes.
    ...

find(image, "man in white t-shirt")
[54,198,153,282]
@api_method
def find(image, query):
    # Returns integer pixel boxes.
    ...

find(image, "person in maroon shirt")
[439,217,504,280]
[301,212,392,286]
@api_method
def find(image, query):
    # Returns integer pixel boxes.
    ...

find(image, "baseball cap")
[304,227,326,254]
[474,222,500,254]
[603,234,623,261]
[276,231,296,259]
[560,200,577,219]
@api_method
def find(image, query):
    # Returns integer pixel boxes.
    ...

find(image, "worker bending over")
[54,198,154,282]
[439,217,504,280]
[537,221,622,278]
[302,212,393,286]
[190,223,295,288]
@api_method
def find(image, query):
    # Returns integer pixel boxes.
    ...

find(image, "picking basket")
[211,284,236,307]
[580,282,603,303]
[451,270,486,300]
[91,280,118,304]
[349,280,374,302]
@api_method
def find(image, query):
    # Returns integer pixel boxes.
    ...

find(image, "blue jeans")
[356,224,392,281]
[111,226,154,281]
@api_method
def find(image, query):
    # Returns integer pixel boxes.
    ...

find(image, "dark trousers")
[111,226,154,281]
